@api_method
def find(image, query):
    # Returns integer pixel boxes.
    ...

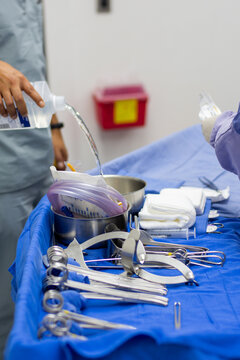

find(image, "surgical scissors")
[38,313,87,340]
[40,289,136,335]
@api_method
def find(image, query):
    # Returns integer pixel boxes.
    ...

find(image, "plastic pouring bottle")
[0,81,65,130]
[199,91,222,143]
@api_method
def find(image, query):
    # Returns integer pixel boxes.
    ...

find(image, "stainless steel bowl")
[52,205,129,246]
[103,175,146,214]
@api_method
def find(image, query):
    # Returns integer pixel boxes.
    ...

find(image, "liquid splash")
[65,104,103,175]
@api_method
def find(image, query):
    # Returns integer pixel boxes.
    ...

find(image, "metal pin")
[174,302,181,329]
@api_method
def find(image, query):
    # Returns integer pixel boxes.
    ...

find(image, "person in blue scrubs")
[0,0,68,357]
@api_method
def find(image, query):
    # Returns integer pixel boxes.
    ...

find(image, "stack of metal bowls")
[103,175,146,214]
[52,175,146,246]
[52,205,129,246]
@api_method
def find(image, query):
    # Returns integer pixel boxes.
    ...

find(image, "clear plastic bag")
[47,179,128,218]
[50,166,106,188]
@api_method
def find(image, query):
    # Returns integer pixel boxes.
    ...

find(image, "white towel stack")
[139,189,196,230]
[179,186,230,204]
[201,186,230,203]
[179,187,206,215]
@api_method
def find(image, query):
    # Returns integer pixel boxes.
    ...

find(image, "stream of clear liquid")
[65,104,103,175]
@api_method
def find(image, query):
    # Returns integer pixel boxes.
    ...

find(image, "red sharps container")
[93,84,148,130]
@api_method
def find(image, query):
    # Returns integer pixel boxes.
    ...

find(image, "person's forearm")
[50,114,64,129]
[50,114,68,170]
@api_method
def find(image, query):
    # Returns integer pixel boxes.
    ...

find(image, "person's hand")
[51,115,68,170]
[0,60,45,119]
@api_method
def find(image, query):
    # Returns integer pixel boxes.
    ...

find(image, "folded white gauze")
[179,187,206,215]
[179,185,230,204]
[201,186,230,203]
[139,190,196,230]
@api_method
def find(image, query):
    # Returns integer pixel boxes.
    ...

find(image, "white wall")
[43,0,240,172]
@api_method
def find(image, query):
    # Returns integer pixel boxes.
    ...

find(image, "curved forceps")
[173,248,226,267]
[146,248,226,268]
[186,250,226,267]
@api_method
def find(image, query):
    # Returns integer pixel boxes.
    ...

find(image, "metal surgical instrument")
[174,302,181,330]
[182,250,225,267]
[136,221,223,267]
[43,262,169,306]
[146,248,226,268]
[130,215,207,252]
[64,231,197,285]
[46,245,167,296]
[206,223,224,234]
[198,176,219,191]
[42,290,135,330]
[38,313,87,340]
[120,229,197,285]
